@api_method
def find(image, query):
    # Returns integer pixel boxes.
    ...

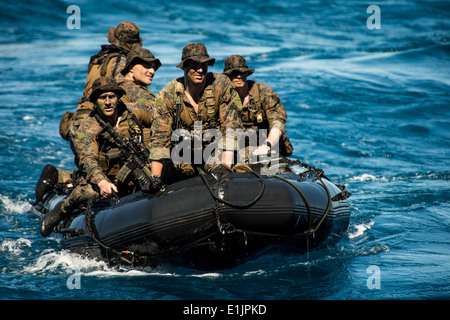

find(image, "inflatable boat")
[32,162,350,270]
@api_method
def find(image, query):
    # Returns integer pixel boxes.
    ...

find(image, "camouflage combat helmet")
[89,76,126,102]
[106,21,143,50]
[121,48,162,75]
[223,55,255,76]
[176,42,215,69]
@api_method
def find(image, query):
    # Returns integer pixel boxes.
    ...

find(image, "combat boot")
[40,201,67,237]
[35,164,59,202]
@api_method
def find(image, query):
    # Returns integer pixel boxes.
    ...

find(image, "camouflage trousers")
[60,175,138,215]
[60,176,98,215]
[57,168,74,185]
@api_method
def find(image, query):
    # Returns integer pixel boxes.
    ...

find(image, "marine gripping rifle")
[95,114,152,192]
[116,135,152,191]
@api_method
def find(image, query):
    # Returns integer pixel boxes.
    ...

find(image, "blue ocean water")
[0,0,449,301]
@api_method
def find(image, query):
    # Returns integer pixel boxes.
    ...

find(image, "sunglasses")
[230,71,248,77]
[186,61,209,71]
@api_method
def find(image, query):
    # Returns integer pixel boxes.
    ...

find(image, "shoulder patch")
[76,131,94,144]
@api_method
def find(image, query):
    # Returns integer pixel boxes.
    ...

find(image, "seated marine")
[40,77,154,237]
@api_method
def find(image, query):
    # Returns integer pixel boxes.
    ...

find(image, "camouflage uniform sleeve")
[136,88,155,106]
[132,109,153,129]
[131,108,153,150]
[74,116,109,185]
[121,80,155,114]
[120,94,131,105]
[126,101,143,113]
[121,80,140,104]
[150,81,176,160]
[258,82,287,135]
[216,74,244,151]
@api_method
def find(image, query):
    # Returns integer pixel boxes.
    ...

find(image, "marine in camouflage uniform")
[40,77,153,237]
[120,47,162,147]
[74,21,144,128]
[94,21,143,89]
[35,22,145,203]
[120,47,162,112]
[150,42,243,183]
[223,55,293,164]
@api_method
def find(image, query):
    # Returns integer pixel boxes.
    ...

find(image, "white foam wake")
[22,249,177,278]
[349,174,388,182]
[348,221,375,239]
[0,194,32,214]
[0,238,32,255]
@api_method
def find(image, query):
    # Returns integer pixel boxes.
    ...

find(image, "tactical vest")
[240,80,268,131]
[95,109,143,179]
[173,74,221,134]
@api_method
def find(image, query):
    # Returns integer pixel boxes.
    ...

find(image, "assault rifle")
[97,117,152,192]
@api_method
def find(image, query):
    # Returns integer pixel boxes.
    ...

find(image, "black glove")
[210,164,232,176]
[149,175,162,192]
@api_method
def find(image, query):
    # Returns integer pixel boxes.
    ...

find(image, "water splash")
[0,195,32,214]
[348,221,375,239]
[0,238,32,255]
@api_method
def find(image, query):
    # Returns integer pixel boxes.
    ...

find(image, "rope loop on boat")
[202,169,264,246]
[83,196,142,265]
[310,169,332,234]
[270,175,312,230]
[202,163,332,240]
[264,158,332,235]
[213,202,249,246]
[271,168,332,236]
[84,196,103,246]
[200,170,265,208]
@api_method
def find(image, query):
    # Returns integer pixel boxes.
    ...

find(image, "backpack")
[83,44,129,97]
[59,111,75,141]
[59,45,128,141]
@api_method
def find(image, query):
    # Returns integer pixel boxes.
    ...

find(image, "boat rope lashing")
[283,158,327,179]
[272,168,332,236]
[306,169,332,234]
[199,170,265,208]
[270,158,333,234]
[233,169,332,238]
[211,198,249,247]
[200,170,263,245]
[202,171,265,208]
[270,175,312,230]
[200,167,330,240]
[82,195,220,263]
[83,195,142,265]
[275,168,331,235]
[84,196,103,246]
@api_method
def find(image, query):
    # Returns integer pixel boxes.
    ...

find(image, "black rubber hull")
[62,172,350,270]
